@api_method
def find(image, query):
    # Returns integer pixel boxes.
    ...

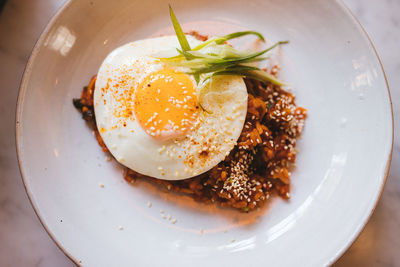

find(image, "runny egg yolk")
[134,69,198,140]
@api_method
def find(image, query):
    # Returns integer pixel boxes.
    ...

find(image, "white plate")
[16,0,393,266]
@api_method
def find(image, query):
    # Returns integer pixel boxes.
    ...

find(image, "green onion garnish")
[158,6,289,110]
[192,31,266,51]
[168,5,191,52]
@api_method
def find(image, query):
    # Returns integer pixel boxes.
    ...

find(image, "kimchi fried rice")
[74,75,306,212]
[73,33,307,212]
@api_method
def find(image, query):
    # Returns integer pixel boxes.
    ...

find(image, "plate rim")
[15,0,79,264]
[323,0,394,265]
[15,0,394,266]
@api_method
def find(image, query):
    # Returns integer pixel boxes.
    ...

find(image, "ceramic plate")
[16,0,393,266]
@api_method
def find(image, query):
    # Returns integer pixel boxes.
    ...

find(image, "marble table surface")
[0,0,398,266]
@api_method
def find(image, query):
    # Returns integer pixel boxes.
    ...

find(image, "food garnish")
[156,5,288,87]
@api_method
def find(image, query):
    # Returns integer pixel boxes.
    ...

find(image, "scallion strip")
[169,5,191,52]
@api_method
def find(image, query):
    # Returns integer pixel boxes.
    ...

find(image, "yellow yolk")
[134,69,199,140]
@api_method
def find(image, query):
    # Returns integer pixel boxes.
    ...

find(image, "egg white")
[94,35,248,180]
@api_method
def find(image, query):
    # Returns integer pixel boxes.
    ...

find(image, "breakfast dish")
[73,7,306,211]
[17,0,392,264]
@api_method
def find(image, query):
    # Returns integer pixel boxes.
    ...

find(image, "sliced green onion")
[193,73,200,84]
[176,48,197,60]
[210,41,288,65]
[246,70,287,86]
[222,31,265,42]
[169,5,191,52]
[188,64,259,75]
[192,31,266,51]
[165,6,288,88]
[213,69,286,86]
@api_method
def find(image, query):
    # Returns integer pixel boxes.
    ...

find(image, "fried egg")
[94,35,248,180]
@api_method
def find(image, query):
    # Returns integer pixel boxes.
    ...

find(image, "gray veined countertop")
[0,0,399,266]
